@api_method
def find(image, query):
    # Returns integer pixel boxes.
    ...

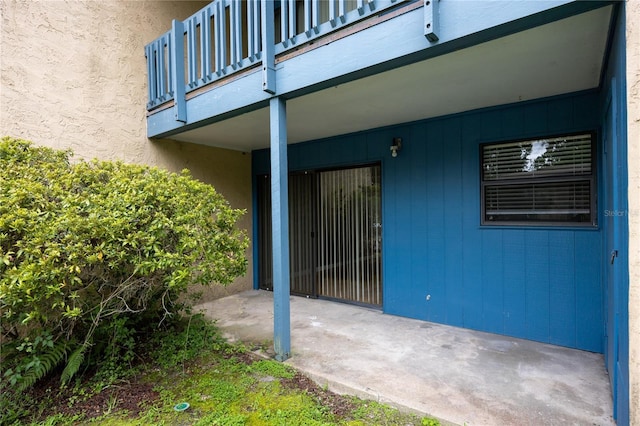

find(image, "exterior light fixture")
[390,137,402,157]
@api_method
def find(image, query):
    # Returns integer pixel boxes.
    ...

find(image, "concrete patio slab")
[197,290,614,426]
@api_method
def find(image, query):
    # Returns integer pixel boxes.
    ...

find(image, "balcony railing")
[145,0,411,113]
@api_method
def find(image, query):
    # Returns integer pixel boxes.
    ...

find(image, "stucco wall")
[0,0,254,298]
[627,1,640,423]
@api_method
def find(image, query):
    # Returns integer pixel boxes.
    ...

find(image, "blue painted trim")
[230,1,242,67]
[146,72,271,138]
[616,63,630,426]
[288,0,295,40]
[598,2,623,91]
[187,18,197,88]
[215,1,225,76]
[275,1,610,99]
[261,0,276,94]
[599,4,629,420]
[145,32,174,109]
[170,19,186,123]
[200,8,212,81]
[423,0,439,42]
[280,0,288,46]
[248,0,260,59]
[147,1,615,138]
[269,97,291,362]
[479,225,601,232]
[272,0,401,56]
[610,78,620,419]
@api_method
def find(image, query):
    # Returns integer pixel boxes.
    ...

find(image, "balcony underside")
[150,3,613,152]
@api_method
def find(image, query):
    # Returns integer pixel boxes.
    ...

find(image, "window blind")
[481,133,595,225]
[483,134,592,181]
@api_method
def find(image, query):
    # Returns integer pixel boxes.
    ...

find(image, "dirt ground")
[30,351,356,422]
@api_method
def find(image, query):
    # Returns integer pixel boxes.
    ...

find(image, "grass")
[6,315,440,426]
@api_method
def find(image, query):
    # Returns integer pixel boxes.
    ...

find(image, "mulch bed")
[29,374,159,421]
[281,372,357,418]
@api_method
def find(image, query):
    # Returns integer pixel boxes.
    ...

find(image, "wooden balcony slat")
[146,0,415,112]
[201,8,212,81]
[216,1,225,75]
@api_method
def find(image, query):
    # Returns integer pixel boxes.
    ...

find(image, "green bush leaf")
[0,136,248,391]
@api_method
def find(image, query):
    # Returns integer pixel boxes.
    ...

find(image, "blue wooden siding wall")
[253,91,603,353]
[599,3,629,423]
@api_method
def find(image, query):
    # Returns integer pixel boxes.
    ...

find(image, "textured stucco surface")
[0,0,254,298]
[628,2,640,424]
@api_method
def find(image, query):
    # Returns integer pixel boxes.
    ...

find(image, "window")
[481,132,596,226]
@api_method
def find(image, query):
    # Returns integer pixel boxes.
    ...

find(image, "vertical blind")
[257,176,273,289]
[316,166,382,305]
[288,172,315,296]
[257,165,382,306]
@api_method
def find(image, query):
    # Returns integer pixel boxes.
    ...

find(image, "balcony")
[145,0,614,151]
[146,0,412,110]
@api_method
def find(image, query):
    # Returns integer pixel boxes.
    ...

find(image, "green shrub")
[0,137,248,391]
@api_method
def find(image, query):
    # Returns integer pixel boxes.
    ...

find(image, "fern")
[16,342,68,392]
[0,341,19,363]
[61,344,86,385]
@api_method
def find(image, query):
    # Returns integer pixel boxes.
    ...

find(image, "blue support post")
[424,0,439,42]
[270,96,291,362]
[170,19,186,123]
[261,0,276,94]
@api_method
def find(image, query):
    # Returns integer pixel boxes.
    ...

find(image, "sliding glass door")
[257,164,382,306]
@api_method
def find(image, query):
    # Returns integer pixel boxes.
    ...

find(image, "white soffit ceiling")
[172,5,612,151]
